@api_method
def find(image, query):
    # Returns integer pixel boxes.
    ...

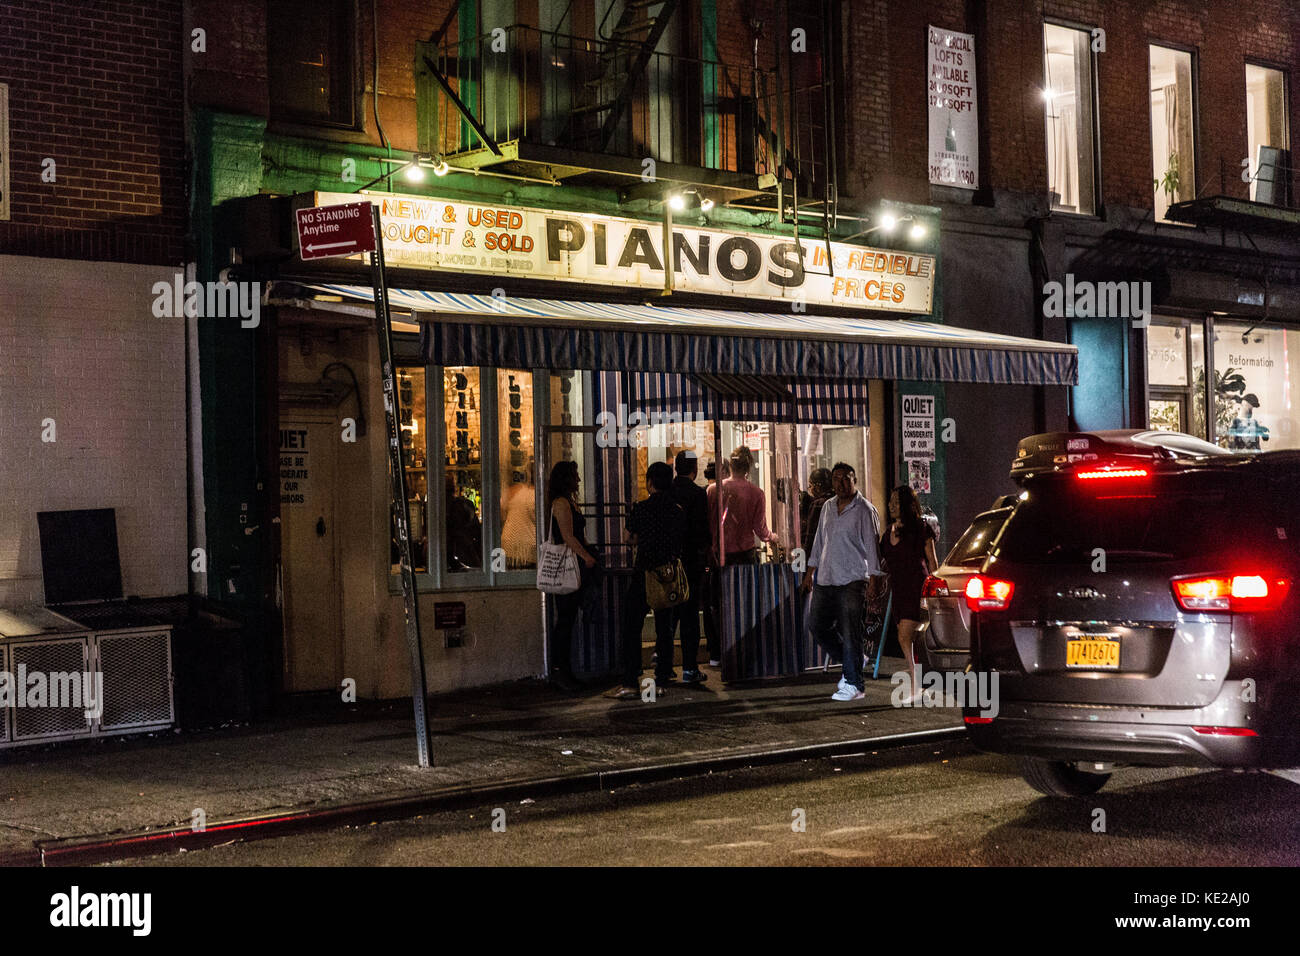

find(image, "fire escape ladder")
[570,0,680,152]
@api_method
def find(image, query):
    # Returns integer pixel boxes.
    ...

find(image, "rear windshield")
[995,476,1281,564]
[946,510,1011,566]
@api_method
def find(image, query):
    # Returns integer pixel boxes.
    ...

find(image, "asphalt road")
[117,741,1300,866]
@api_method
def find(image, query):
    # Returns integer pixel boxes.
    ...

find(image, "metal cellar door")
[279,415,343,692]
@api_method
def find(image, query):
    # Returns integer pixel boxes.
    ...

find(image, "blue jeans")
[809,581,866,690]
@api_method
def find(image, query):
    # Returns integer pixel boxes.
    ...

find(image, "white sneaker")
[836,676,849,692]
[831,685,865,701]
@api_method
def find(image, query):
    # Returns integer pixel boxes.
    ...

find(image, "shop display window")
[395,369,428,574]
[443,367,484,573]
[1212,323,1298,452]
[1150,45,1197,221]
[498,370,536,569]
[1043,23,1096,215]
[1245,64,1289,205]
[1147,320,1207,439]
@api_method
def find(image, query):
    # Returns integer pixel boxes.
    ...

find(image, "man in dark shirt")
[608,461,686,699]
[653,451,710,684]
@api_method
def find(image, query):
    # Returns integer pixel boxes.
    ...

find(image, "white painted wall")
[0,256,187,605]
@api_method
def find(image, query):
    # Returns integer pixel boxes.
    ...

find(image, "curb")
[9,725,965,867]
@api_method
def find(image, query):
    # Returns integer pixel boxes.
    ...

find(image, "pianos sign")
[312,191,935,314]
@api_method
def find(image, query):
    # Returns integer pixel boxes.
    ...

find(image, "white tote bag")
[536,503,581,595]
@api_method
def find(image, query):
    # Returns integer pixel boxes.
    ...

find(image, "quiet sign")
[295,201,376,260]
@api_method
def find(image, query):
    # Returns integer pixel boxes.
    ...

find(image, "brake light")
[1192,726,1259,737]
[965,575,1015,612]
[964,715,994,725]
[1076,465,1150,480]
[1171,574,1292,613]
[922,575,949,598]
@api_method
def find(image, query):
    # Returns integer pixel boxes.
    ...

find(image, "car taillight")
[965,574,1014,612]
[1192,726,1259,737]
[1171,574,1292,613]
[922,575,949,597]
[1076,465,1149,480]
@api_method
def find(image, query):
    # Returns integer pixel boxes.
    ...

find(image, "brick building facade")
[0,1,187,607]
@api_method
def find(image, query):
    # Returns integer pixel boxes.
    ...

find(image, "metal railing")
[429,24,784,177]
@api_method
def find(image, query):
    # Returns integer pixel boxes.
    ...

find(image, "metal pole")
[370,205,433,768]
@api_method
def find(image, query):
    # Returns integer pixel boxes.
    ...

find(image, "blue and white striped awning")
[273,283,1078,386]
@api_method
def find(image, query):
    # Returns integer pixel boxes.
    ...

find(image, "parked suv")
[963,430,1300,796]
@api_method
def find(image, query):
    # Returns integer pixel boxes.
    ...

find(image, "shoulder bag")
[536,502,582,595]
[645,558,689,609]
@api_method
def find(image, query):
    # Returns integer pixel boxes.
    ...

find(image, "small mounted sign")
[294,201,376,260]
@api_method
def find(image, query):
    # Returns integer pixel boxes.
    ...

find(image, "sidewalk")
[0,659,962,863]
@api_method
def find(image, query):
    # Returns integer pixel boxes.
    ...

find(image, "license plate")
[1066,637,1120,669]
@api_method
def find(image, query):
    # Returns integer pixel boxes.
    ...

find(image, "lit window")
[443,367,484,573]
[1043,24,1096,215]
[1245,64,1290,204]
[395,370,428,574]
[1150,45,1196,221]
[497,370,536,569]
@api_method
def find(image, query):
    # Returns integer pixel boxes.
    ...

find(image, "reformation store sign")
[312,191,936,314]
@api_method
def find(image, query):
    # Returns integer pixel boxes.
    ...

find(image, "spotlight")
[909,222,927,240]
[700,197,715,212]
[668,194,686,211]
[405,163,426,182]
[880,213,897,233]
[433,160,449,177]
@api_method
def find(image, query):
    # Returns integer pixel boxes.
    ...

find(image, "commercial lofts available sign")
[927,26,978,189]
[313,192,936,314]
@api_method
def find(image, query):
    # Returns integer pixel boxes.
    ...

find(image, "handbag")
[645,558,689,609]
[536,503,581,595]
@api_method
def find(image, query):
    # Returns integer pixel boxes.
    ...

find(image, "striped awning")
[630,371,870,425]
[270,283,1078,386]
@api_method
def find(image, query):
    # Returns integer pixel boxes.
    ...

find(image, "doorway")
[278,413,343,692]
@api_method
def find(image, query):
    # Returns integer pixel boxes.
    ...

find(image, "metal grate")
[97,630,173,731]
[0,645,8,743]
[10,639,93,741]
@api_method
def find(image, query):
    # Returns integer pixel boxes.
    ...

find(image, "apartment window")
[1245,64,1290,204]
[1150,45,1196,221]
[268,0,357,126]
[1043,24,1096,214]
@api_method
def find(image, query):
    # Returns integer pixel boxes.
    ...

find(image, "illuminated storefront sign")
[312,191,936,314]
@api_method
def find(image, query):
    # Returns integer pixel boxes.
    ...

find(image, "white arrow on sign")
[307,241,364,253]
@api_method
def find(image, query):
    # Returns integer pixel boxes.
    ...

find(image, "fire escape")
[415,1,839,266]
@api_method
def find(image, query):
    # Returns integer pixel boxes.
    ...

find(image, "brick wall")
[841,0,1300,210]
[0,0,185,264]
[0,257,188,604]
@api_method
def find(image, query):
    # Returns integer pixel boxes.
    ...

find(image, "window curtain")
[1053,102,1079,209]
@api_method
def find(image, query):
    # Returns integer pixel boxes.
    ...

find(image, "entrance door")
[279,415,343,692]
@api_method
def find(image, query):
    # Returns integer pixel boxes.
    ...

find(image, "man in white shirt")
[800,462,884,701]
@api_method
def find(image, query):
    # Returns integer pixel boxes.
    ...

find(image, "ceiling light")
[668,194,686,211]
[1041,88,1056,102]
[432,160,449,177]
[405,163,425,182]
[880,213,897,232]
[700,197,715,212]
[910,222,927,239]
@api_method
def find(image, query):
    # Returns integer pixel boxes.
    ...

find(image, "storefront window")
[395,369,428,573]
[1147,321,1208,439]
[1213,322,1299,451]
[1150,45,1196,221]
[1245,64,1289,204]
[498,369,536,569]
[1043,23,1096,215]
[443,367,484,572]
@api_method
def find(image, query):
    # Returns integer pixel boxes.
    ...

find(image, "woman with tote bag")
[542,461,598,693]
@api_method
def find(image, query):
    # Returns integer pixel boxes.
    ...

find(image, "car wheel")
[1020,757,1110,797]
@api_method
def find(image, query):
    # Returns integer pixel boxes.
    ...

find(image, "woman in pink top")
[707,446,779,564]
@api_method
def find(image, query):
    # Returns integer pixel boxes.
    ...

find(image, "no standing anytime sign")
[295,200,376,260]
